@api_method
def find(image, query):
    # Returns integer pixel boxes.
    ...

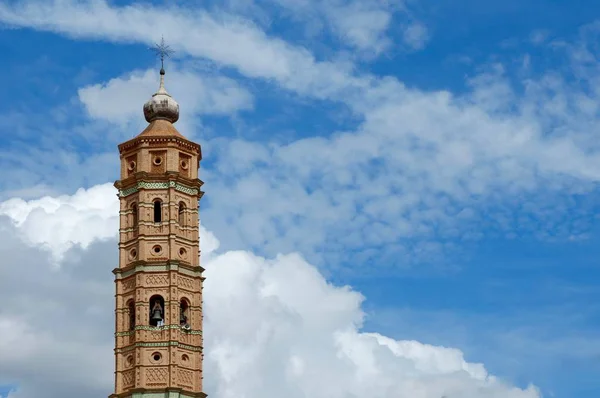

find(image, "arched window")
[153,200,162,223]
[131,203,138,228]
[180,298,190,326]
[178,202,186,226]
[127,300,136,331]
[149,295,165,327]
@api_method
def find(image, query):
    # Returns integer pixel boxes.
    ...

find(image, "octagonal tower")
[110,67,206,398]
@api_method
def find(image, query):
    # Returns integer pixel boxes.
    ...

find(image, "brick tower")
[110,64,206,398]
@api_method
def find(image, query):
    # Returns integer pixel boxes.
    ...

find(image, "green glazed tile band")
[116,324,203,337]
[116,340,203,353]
[120,182,199,197]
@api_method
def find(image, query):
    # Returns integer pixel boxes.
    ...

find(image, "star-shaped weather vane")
[151,36,174,72]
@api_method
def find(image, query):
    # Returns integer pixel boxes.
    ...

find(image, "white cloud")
[0,186,539,398]
[78,66,254,125]
[0,0,356,98]
[401,20,429,50]
[530,29,550,45]
[0,183,219,265]
[0,66,253,197]
[0,183,118,264]
[266,0,397,53]
[213,0,426,54]
[329,2,394,53]
[1,3,598,396]
[0,143,121,203]
[3,0,600,270]
[14,59,600,269]
[204,250,540,398]
[199,66,600,266]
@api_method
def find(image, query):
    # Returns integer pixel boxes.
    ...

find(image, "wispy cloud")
[4,0,600,270]
[215,0,427,54]
[79,66,253,125]
[0,0,360,99]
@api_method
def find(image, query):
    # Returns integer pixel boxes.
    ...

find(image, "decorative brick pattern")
[179,330,191,345]
[126,154,137,176]
[178,368,194,388]
[146,367,168,386]
[122,369,135,388]
[179,153,192,178]
[150,151,167,174]
[149,330,163,341]
[122,278,136,292]
[178,276,195,290]
[145,274,169,286]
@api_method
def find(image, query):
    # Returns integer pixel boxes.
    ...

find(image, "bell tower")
[110,60,206,398]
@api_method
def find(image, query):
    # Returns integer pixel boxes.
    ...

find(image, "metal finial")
[151,36,174,73]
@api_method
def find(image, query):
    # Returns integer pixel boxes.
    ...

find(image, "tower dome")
[143,68,179,123]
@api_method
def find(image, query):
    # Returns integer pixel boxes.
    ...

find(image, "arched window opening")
[149,295,165,327]
[131,203,138,228]
[127,300,136,331]
[178,202,186,226]
[180,298,190,327]
[153,200,162,223]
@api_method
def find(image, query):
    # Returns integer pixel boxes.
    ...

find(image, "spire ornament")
[151,36,174,74]
[143,36,180,124]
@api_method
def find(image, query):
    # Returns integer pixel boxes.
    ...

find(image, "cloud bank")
[0,186,539,398]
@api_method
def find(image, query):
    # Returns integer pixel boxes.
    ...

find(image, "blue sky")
[1,1,600,397]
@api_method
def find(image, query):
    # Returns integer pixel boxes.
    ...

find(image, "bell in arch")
[152,308,163,322]
[179,299,189,326]
[151,300,164,325]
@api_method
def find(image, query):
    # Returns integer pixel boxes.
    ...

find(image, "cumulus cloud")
[204,250,540,398]
[0,183,118,264]
[0,186,539,398]
[0,218,115,398]
[0,183,219,265]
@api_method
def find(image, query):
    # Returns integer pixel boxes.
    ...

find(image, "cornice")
[117,172,203,188]
[116,324,203,338]
[116,341,203,353]
[109,388,207,398]
[114,177,204,199]
[113,261,205,279]
[118,135,202,160]
[116,302,202,310]
[118,233,201,248]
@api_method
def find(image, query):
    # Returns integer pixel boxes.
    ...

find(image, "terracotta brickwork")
[110,72,206,398]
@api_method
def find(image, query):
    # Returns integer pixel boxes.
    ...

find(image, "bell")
[151,308,163,322]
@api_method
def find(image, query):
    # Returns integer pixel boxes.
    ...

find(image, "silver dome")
[143,69,179,124]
